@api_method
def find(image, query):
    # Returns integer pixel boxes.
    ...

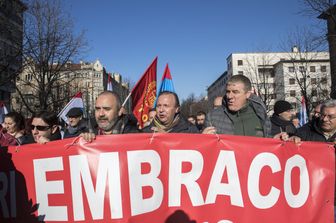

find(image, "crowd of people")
[0,74,335,146]
[0,74,335,220]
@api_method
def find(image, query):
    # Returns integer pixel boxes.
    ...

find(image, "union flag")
[131,57,157,128]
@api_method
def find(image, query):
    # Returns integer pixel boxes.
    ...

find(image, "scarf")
[152,114,180,132]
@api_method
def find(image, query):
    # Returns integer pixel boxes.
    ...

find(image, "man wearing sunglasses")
[27,111,61,144]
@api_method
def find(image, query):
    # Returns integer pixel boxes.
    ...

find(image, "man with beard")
[196,111,206,132]
[142,91,198,133]
[270,100,297,136]
[80,91,138,142]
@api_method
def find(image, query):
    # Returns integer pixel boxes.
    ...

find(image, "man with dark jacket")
[295,99,336,143]
[270,100,297,136]
[203,75,271,137]
[294,99,336,220]
[142,91,198,133]
[80,91,138,142]
[63,107,89,138]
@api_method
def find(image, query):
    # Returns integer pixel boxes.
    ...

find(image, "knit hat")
[274,100,292,115]
[66,107,83,117]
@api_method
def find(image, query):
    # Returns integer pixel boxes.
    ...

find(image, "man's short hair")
[157,91,180,107]
[196,111,206,117]
[321,99,336,112]
[227,75,252,92]
[98,91,122,111]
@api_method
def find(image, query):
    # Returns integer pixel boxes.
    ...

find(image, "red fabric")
[162,63,172,80]
[5,134,335,223]
[131,57,157,128]
[0,127,17,146]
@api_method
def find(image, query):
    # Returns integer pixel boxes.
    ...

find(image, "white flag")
[58,92,84,124]
[107,73,113,91]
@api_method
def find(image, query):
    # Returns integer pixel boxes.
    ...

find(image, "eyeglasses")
[321,114,336,121]
[31,125,51,131]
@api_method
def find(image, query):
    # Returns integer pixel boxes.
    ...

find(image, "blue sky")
[63,0,317,100]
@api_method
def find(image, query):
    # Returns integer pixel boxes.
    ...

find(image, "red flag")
[131,57,157,128]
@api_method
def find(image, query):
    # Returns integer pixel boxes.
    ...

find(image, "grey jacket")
[205,94,272,137]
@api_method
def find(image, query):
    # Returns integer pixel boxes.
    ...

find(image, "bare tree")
[301,0,336,98]
[281,27,330,114]
[243,52,281,113]
[16,0,87,114]
[180,94,210,119]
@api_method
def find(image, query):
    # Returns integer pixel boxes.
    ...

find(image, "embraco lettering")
[11,149,310,222]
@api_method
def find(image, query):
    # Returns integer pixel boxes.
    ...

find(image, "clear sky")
[62,0,317,100]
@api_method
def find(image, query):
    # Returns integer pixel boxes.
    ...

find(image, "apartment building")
[0,0,26,106]
[13,60,130,117]
[208,48,330,113]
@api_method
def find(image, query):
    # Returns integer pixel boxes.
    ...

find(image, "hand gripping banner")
[1,134,335,223]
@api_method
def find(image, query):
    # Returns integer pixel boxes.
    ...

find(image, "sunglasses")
[31,125,51,131]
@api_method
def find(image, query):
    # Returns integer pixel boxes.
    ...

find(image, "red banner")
[131,57,157,128]
[1,134,335,223]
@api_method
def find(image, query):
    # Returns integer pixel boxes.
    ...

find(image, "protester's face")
[156,94,179,125]
[196,114,205,125]
[68,116,81,127]
[95,94,119,132]
[4,117,17,134]
[31,118,53,142]
[292,118,300,127]
[226,82,251,112]
[188,117,196,125]
[149,110,156,122]
[279,110,294,121]
[320,107,336,133]
[314,104,321,118]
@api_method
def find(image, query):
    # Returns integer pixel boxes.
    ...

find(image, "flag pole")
[122,92,131,107]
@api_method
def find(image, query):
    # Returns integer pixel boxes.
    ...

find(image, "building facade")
[207,71,228,105]
[208,48,331,113]
[0,0,26,107]
[13,60,130,118]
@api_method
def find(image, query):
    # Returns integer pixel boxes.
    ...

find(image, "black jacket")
[295,119,336,142]
[63,119,89,138]
[270,114,297,136]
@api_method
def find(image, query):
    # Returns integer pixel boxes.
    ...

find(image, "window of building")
[321,77,328,84]
[289,78,295,85]
[25,73,32,81]
[310,66,316,72]
[321,66,327,72]
[299,66,305,72]
[290,90,296,97]
[228,61,232,69]
[238,71,244,75]
[311,78,317,85]
[311,89,317,96]
[288,67,294,73]
[237,60,243,66]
